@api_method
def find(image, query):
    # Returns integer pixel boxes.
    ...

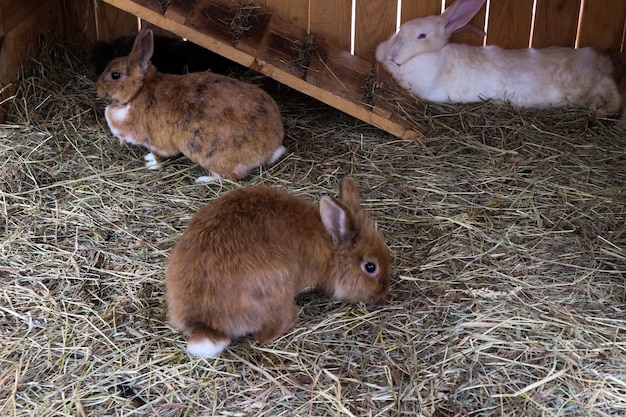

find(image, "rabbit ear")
[442,0,487,36]
[338,177,362,214]
[129,29,154,76]
[320,196,354,245]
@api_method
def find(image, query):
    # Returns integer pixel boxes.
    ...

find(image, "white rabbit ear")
[442,0,487,36]
[320,196,353,245]
[129,29,154,75]
[452,23,486,38]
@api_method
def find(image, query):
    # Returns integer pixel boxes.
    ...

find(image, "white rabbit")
[376,0,620,114]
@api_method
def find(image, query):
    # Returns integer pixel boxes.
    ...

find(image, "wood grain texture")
[264,0,309,32]
[354,0,397,60]
[309,0,352,51]
[532,0,580,48]
[0,0,58,121]
[401,0,442,23]
[485,0,534,48]
[578,0,626,49]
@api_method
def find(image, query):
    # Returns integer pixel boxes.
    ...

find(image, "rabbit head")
[321,177,391,306]
[96,29,156,104]
[378,0,486,65]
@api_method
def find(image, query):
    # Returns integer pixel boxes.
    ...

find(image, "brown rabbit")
[165,177,392,357]
[96,28,285,182]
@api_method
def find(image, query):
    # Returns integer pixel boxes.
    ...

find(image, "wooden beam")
[100,0,424,140]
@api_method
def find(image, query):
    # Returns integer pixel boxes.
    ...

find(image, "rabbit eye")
[417,33,427,40]
[362,261,377,275]
[111,72,121,80]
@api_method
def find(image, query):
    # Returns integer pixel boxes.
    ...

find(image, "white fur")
[143,152,162,170]
[267,145,286,165]
[187,338,230,358]
[194,174,221,183]
[104,104,145,145]
[376,0,620,114]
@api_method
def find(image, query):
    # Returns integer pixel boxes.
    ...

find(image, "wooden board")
[309,0,352,52]
[0,0,58,121]
[99,0,425,140]
[486,0,534,48]
[532,0,580,48]
[578,0,626,49]
[354,0,397,60]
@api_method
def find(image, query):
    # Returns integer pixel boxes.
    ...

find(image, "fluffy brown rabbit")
[165,177,392,357]
[96,28,285,182]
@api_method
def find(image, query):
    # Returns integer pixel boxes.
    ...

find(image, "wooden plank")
[532,0,580,48]
[485,0,533,48]
[354,0,397,61]
[0,0,50,34]
[186,0,272,56]
[163,0,196,24]
[100,0,423,139]
[304,43,425,138]
[306,42,371,104]
[255,8,310,79]
[264,0,309,32]
[309,0,352,52]
[401,0,442,23]
[0,0,58,121]
[89,0,138,41]
[578,0,626,49]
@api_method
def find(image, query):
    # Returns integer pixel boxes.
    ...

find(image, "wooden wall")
[259,0,626,59]
[63,0,625,62]
[0,0,58,120]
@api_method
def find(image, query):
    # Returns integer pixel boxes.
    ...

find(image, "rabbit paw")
[267,145,287,165]
[187,338,230,358]
[144,152,162,170]
[195,174,222,183]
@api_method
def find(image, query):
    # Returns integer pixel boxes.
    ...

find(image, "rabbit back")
[166,185,325,342]
[108,71,284,178]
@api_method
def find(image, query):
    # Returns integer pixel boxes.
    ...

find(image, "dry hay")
[0,41,625,417]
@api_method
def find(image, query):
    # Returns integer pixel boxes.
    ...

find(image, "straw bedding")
[0,42,624,417]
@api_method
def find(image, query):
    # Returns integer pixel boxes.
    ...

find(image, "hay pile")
[1,42,624,417]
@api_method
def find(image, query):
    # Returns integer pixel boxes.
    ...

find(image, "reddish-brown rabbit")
[96,28,285,182]
[165,177,392,357]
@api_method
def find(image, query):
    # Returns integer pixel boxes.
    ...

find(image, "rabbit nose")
[367,292,389,309]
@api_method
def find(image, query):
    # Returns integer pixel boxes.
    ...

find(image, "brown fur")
[96,29,284,180]
[165,177,392,356]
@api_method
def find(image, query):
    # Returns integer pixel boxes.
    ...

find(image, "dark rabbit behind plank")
[93,33,237,76]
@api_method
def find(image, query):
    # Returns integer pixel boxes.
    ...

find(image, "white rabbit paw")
[144,152,162,170]
[195,174,222,183]
[267,145,287,165]
[187,338,229,358]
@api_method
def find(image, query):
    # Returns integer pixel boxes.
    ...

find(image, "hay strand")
[0,41,625,417]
